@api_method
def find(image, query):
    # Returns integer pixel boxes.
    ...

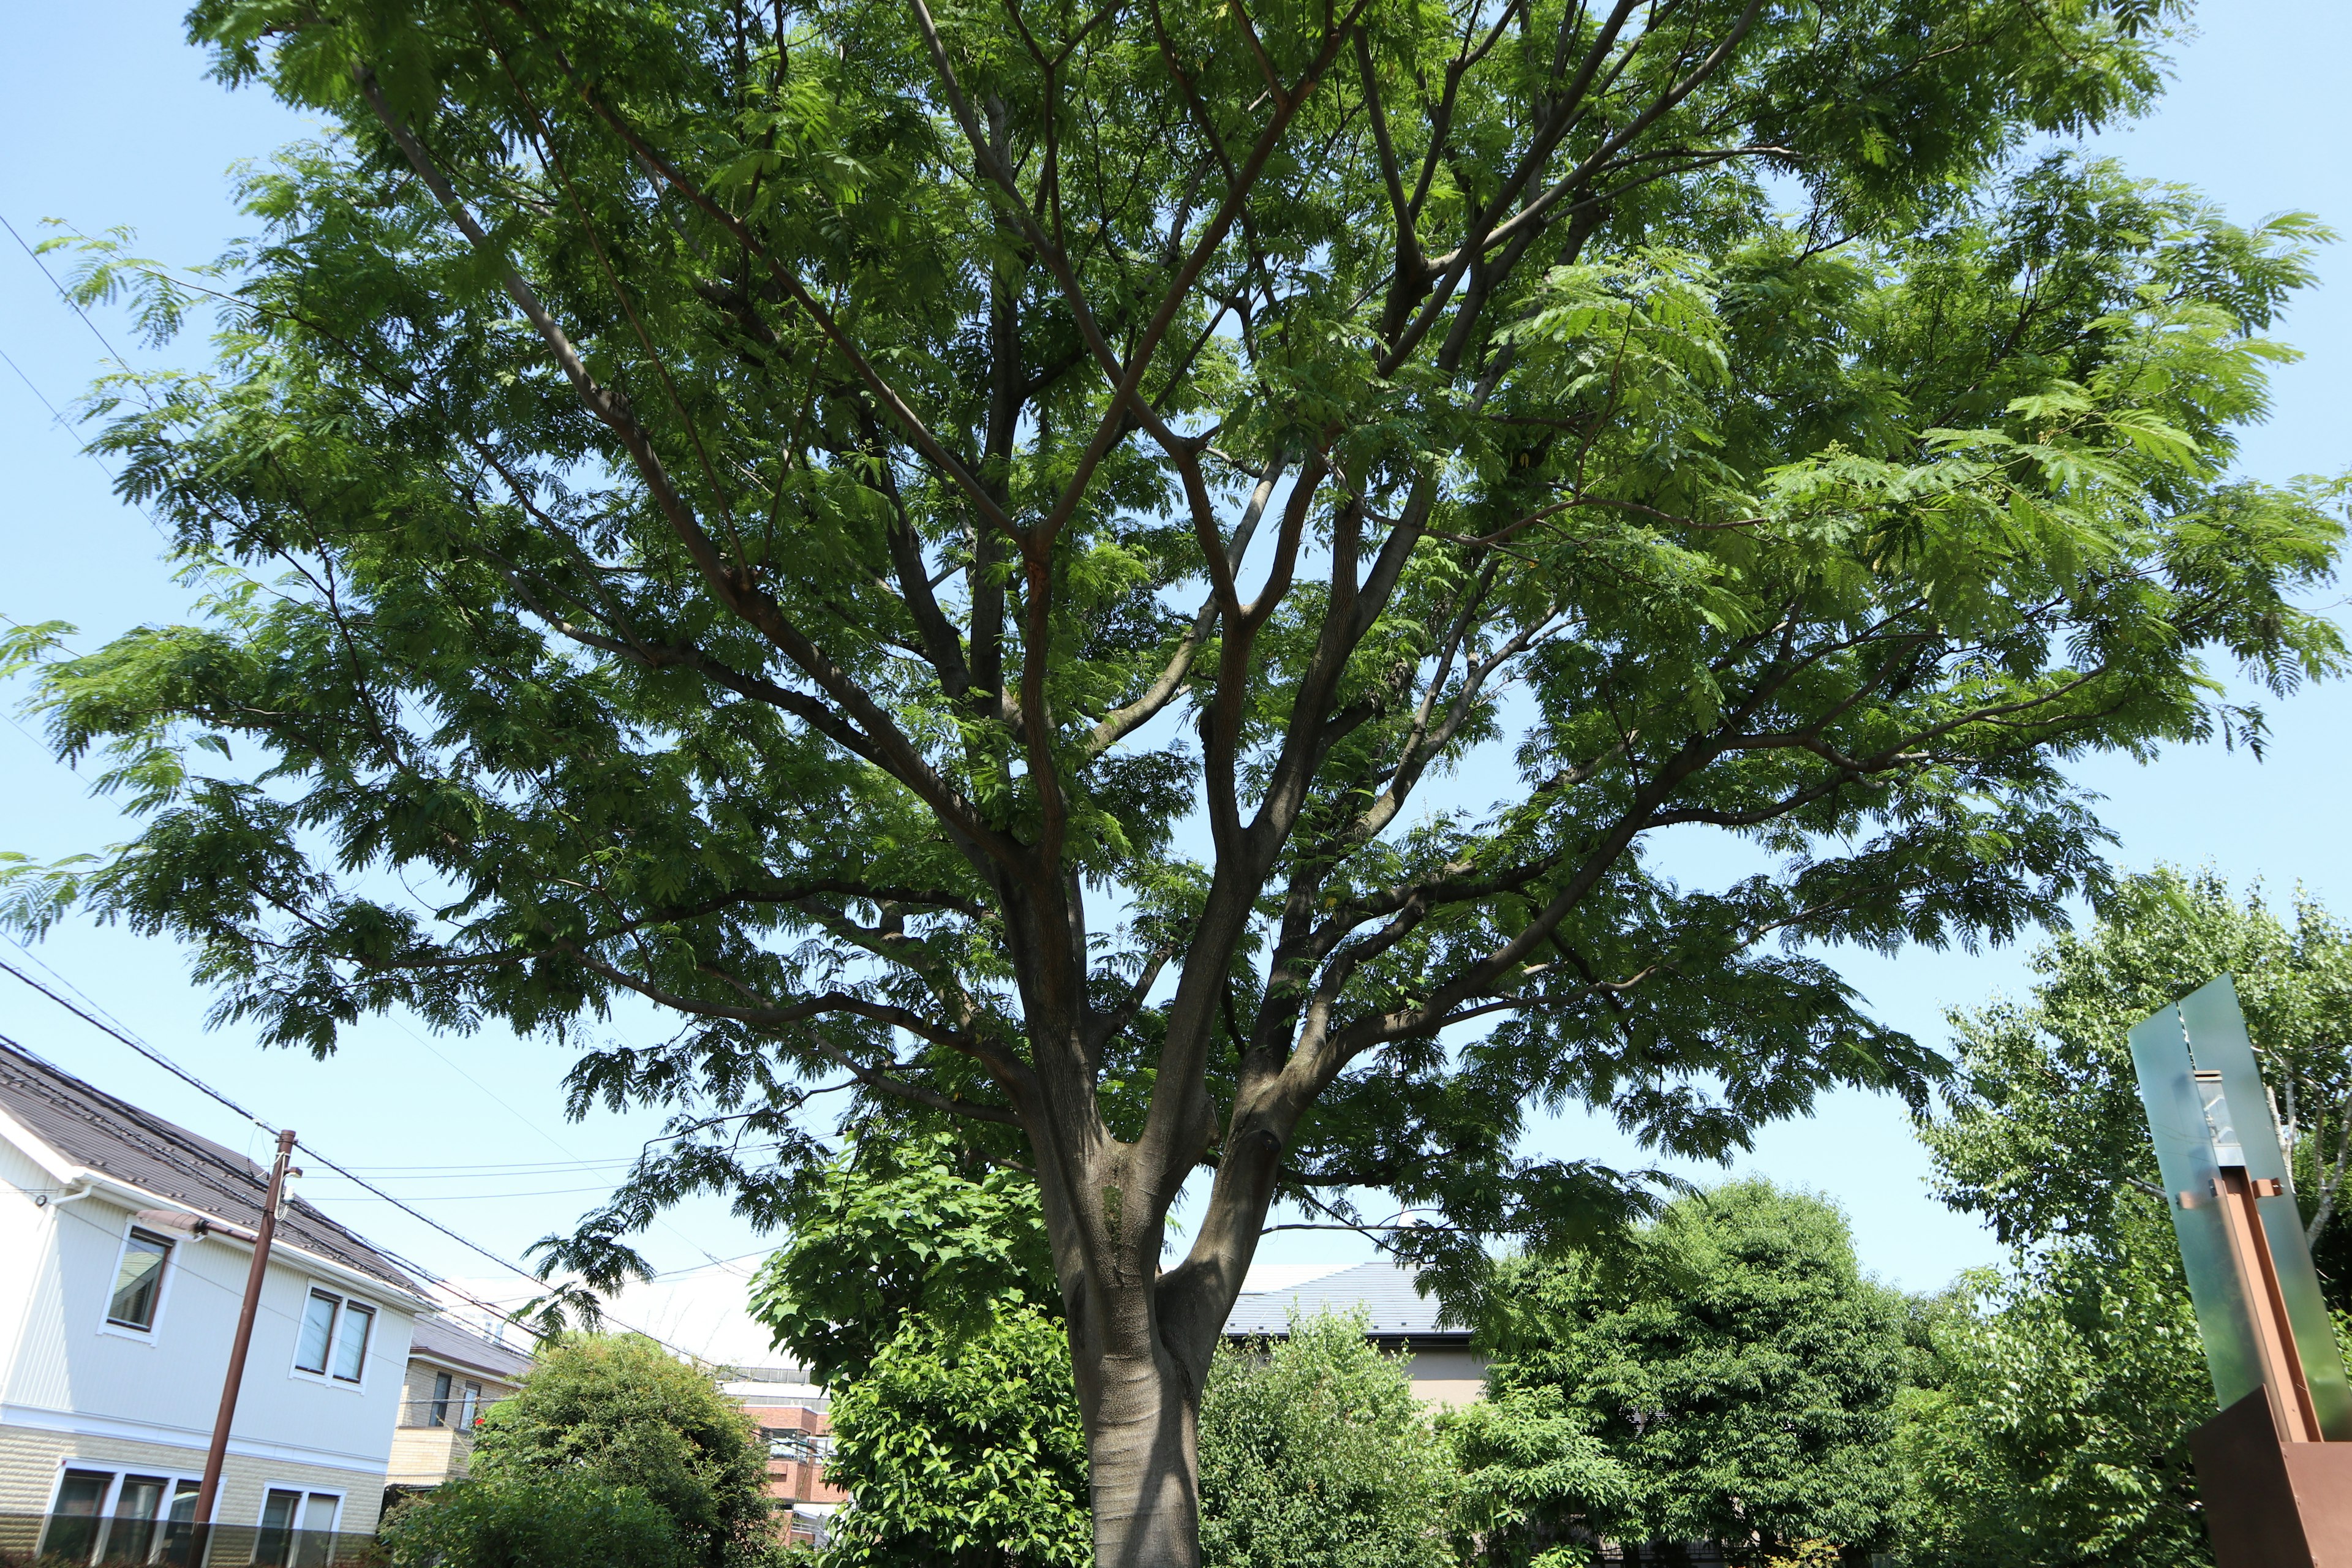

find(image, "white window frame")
[287,1286,377,1390]
[255,1495,345,1551]
[44,1463,209,1561]
[97,1216,179,1343]
[254,1484,344,1530]
[253,1483,346,1568]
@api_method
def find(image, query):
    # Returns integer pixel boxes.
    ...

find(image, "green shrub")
[381,1472,687,1568]
[1199,1310,1455,1568]
[819,1304,1092,1568]
[470,1334,775,1568]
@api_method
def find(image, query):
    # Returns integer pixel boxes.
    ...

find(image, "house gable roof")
[0,1039,423,1295]
[1220,1259,1468,1342]
[409,1313,534,1384]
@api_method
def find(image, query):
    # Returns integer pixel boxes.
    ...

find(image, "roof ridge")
[0,1040,420,1293]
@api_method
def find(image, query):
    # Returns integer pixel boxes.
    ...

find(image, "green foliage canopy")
[1896,1244,2215,1568]
[382,1471,690,1568]
[472,1334,775,1568]
[2,0,2345,1556]
[747,1130,1061,1385]
[1479,1181,1909,1561]
[1199,1311,1457,1568]
[1924,867,2352,1293]
[747,1131,1089,1568]
[820,1306,1095,1568]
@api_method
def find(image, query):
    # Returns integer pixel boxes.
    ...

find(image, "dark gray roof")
[0,1039,423,1295]
[409,1313,534,1384]
[1221,1261,1468,1342]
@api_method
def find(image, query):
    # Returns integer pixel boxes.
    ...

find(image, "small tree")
[821,1308,1094,1568]
[382,1472,688,1568]
[1442,1387,1629,1568]
[1481,1182,1909,1563]
[1894,1242,2214,1568]
[1198,1311,1456,1568]
[750,1132,1091,1568]
[472,1335,775,1568]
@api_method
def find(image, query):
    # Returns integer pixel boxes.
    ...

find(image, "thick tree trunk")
[1084,1346,1202,1568]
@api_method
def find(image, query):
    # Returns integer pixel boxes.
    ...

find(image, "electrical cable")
[0,958,731,1363]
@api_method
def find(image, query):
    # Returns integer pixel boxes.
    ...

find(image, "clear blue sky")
[2,5,2348,1299]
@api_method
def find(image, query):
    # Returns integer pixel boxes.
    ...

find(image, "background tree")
[1479,1182,1909,1564]
[820,1308,1094,1568]
[1893,1243,2214,1568]
[3,0,2344,1559]
[1899,869,2352,1567]
[1442,1385,1629,1568]
[750,1131,1091,1568]
[1198,1311,1457,1568]
[382,1471,691,1568]
[1922,867,2352,1298]
[470,1334,775,1568]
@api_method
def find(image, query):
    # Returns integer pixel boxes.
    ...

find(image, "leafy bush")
[1481,1182,1909,1563]
[470,1335,774,1568]
[1894,1243,2214,1568]
[819,1304,1092,1568]
[1199,1310,1456,1568]
[381,1472,686,1568]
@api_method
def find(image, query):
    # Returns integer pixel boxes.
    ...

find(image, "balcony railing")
[394,1400,484,1433]
[0,1513,380,1568]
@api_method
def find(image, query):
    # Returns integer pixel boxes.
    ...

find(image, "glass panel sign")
[2130,973,2352,1439]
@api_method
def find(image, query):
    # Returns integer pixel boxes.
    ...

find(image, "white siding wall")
[0,1142,63,1409]
[1,1181,415,1527]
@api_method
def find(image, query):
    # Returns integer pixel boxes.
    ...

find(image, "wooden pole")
[190,1128,298,1566]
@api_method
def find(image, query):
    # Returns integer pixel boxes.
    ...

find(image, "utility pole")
[190,1128,298,1567]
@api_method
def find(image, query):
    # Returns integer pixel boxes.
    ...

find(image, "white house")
[0,1040,435,1561]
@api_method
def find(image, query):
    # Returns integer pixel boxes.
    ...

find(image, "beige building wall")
[0,1423,391,1535]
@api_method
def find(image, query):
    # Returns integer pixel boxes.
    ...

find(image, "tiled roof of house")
[1220,1259,1468,1341]
[0,1039,423,1294]
[409,1312,535,1384]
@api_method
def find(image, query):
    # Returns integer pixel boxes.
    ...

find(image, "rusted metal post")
[190,1128,298,1566]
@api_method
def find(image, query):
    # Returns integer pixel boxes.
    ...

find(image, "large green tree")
[1900,869,2352,1567]
[1476,1181,1911,1564]
[2,0,2343,1560]
[469,1335,776,1568]
[1923,867,2352,1298]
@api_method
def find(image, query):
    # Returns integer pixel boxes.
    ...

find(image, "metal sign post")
[2129,976,2352,1566]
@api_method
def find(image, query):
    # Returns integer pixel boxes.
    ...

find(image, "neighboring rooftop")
[0,1038,423,1295]
[410,1311,535,1384]
[1221,1259,1466,1343]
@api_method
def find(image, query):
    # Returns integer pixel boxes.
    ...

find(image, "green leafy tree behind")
[1921,867,2352,1298]
[470,1335,775,1568]
[382,1472,691,1568]
[1199,1311,1457,1568]
[750,1132,1091,1568]
[1901,870,2352,1567]
[1894,1241,2214,1568]
[1480,1182,1909,1563]
[821,1308,1095,1568]
[4,0,2345,1556]
[1442,1385,1630,1568]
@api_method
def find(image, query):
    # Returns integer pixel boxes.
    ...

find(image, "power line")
[0,949,724,1363]
[2,213,141,372]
